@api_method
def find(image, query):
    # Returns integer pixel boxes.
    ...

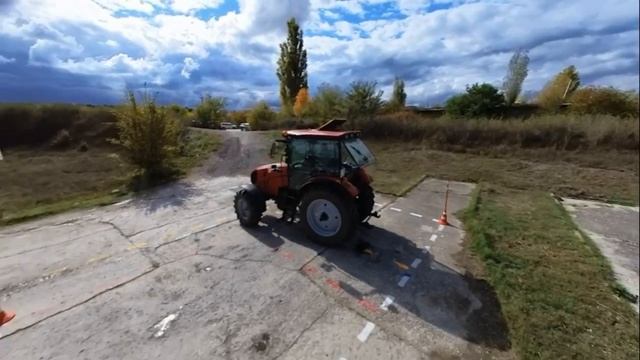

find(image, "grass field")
[368,140,639,359]
[0,129,221,225]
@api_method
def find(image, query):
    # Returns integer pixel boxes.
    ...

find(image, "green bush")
[194,95,226,128]
[113,91,183,175]
[346,81,383,126]
[570,86,638,118]
[307,83,345,121]
[445,83,505,118]
[248,101,277,130]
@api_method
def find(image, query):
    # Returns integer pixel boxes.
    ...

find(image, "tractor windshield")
[343,138,375,167]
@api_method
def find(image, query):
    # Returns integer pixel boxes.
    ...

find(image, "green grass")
[461,186,639,359]
[0,129,221,225]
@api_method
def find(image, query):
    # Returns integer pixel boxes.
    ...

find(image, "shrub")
[113,91,183,175]
[49,129,72,149]
[293,87,310,117]
[248,101,277,130]
[346,80,383,126]
[537,65,580,112]
[229,110,249,125]
[194,95,226,128]
[570,86,638,118]
[445,83,505,118]
[307,83,345,121]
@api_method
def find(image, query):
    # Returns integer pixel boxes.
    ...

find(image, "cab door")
[288,138,340,191]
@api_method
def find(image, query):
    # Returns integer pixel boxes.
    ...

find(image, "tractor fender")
[299,177,359,199]
[240,184,267,202]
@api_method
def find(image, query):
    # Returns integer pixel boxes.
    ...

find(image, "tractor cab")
[281,129,375,191]
[235,119,378,246]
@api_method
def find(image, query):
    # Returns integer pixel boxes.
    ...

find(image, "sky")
[0,0,638,108]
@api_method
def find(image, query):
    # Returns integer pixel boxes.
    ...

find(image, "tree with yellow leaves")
[293,87,310,117]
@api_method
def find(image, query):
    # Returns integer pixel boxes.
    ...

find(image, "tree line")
[190,17,638,130]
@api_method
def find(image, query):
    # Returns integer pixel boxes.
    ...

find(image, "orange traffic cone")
[0,310,15,326]
[437,182,450,226]
[437,210,449,226]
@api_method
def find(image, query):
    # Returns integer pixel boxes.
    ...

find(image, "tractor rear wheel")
[356,185,375,222]
[300,189,356,246]
[234,185,266,227]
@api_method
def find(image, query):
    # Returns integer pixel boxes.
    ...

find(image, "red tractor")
[233,120,378,246]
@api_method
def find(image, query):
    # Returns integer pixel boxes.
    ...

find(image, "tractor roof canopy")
[282,129,360,139]
[282,118,360,139]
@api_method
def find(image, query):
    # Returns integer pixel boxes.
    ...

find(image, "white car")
[220,122,235,130]
[240,123,251,131]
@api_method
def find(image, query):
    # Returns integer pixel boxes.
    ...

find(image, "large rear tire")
[356,185,375,222]
[300,189,357,246]
[234,185,266,227]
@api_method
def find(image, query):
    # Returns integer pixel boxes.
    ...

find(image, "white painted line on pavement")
[153,313,178,338]
[425,245,431,251]
[397,274,411,288]
[438,224,445,232]
[374,202,382,207]
[115,199,132,206]
[390,207,402,212]
[429,234,438,242]
[410,212,423,218]
[380,296,395,310]
[357,321,376,342]
[411,259,422,268]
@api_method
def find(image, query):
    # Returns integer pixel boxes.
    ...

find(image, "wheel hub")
[306,199,342,237]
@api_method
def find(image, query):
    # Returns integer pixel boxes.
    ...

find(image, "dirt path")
[191,129,272,178]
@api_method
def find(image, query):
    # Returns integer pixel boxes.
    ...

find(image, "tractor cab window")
[289,138,340,174]
[344,138,375,166]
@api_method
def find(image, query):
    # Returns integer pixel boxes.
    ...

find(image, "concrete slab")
[562,198,639,311]
[0,176,513,360]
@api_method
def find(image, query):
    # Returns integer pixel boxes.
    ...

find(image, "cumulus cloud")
[0,0,637,107]
[0,55,16,64]
[169,0,224,14]
[180,57,200,79]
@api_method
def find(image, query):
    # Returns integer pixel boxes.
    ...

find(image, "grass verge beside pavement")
[0,130,221,225]
[462,186,638,359]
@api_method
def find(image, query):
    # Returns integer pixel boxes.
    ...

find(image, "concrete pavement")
[0,174,513,359]
[562,198,639,311]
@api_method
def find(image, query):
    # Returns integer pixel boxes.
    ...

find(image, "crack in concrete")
[0,266,157,340]
[269,305,330,360]
[120,205,232,238]
[153,218,237,251]
[98,220,160,268]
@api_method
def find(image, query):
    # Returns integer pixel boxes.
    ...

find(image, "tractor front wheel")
[300,189,356,246]
[234,185,266,227]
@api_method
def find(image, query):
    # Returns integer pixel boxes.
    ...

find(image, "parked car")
[220,122,235,130]
[240,122,251,131]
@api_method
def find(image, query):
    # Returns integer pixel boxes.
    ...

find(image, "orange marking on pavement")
[357,298,379,314]
[280,250,294,260]
[325,278,342,291]
[302,265,318,276]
